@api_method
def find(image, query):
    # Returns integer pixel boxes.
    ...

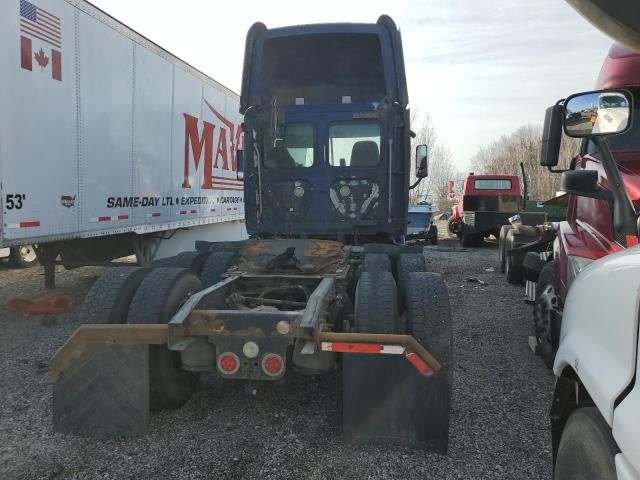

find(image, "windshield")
[263,124,314,168]
[474,179,512,190]
[328,123,381,167]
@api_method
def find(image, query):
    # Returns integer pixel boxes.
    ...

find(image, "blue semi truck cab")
[238,16,426,243]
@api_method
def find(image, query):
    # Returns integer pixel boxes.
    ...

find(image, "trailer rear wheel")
[555,407,618,480]
[127,268,202,410]
[362,253,391,273]
[79,266,151,324]
[354,271,400,333]
[200,251,237,287]
[10,245,38,268]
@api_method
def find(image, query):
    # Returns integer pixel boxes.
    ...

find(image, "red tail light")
[217,353,240,375]
[261,353,284,377]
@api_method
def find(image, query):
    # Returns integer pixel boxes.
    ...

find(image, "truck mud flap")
[342,354,451,453]
[52,343,150,438]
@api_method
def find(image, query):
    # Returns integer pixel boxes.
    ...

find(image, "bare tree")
[410,111,458,211]
[470,124,581,200]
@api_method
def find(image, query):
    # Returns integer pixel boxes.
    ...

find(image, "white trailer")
[0,0,246,283]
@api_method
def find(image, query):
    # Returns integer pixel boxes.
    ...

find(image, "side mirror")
[540,104,563,167]
[560,170,611,202]
[564,89,632,138]
[415,144,428,178]
[236,150,245,181]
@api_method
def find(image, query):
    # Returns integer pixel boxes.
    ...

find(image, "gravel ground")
[0,242,554,480]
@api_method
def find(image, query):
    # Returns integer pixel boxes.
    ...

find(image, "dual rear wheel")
[78,250,239,411]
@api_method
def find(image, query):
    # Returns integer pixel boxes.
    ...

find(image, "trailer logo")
[19,0,62,81]
[60,195,75,208]
[182,99,243,192]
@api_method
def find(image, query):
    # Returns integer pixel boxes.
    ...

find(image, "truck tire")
[150,251,208,274]
[505,232,524,284]
[200,251,237,287]
[354,271,401,334]
[362,253,391,272]
[127,267,203,410]
[79,266,151,324]
[534,261,561,369]
[429,225,438,245]
[555,408,618,480]
[397,253,426,312]
[460,231,480,248]
[447,217,457,236]
[498,225,512,273]
[405,272,453,379]
[10,245,38,268]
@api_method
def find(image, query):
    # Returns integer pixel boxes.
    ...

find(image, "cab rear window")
[474,179,512,190]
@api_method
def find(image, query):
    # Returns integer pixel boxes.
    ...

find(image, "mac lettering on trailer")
[19,0,62,81]
[182,99,243,191]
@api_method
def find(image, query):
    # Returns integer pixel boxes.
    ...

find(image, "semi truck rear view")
[50,16,454,453]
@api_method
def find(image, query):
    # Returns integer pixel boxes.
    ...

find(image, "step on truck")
[0,0,248,287]
[518,44,640,369]
[50,16,454,452]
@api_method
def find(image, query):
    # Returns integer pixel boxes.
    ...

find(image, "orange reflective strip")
[405,352,434,377]
[330,342,383,353]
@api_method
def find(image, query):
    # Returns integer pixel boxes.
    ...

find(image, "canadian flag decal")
[19,0,62,81]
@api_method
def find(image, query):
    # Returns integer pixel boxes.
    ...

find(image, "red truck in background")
[448,173,545,247]
[522,43,640,368]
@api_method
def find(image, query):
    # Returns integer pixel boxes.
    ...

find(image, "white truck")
[0,0,246,284]
[547,89,640,479]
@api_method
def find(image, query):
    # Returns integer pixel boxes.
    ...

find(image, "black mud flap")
[53,344,150,438]
[342,354,451,453]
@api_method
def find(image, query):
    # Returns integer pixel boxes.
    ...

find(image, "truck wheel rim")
[536,285,559,345]
[19,245,37,263]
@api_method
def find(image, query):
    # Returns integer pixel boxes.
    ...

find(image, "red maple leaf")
[34,48,49,70]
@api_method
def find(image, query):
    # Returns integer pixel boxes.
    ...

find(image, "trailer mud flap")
[342,354,451,453]
[53,344,149,438]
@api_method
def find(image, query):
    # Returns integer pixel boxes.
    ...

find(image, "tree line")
[410,115,582,211]
[470,125,581,201]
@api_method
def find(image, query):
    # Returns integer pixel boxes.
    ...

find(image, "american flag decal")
[19,0,62,81]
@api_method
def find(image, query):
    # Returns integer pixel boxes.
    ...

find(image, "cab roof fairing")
[239,16,408,114]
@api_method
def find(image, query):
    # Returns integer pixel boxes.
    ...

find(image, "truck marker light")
[242,341,259,359]
[262,354,284,377]
[217,353,240,374]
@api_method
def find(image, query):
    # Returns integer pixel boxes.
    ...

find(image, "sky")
[90,0,613,170]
